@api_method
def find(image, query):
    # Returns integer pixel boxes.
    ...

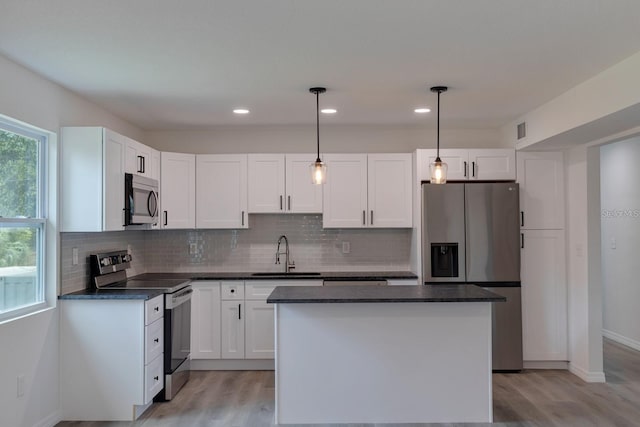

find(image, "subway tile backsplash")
[61,214,411,293]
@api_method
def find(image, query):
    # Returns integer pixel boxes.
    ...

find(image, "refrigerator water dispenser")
[431,243,459,277]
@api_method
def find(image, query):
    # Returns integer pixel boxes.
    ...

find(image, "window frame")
[0,115,51,323]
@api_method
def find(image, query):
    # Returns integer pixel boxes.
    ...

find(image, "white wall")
[600,137,640,350]
[145,126,504,154]
[565,145,604,382]
[0,53,143,427]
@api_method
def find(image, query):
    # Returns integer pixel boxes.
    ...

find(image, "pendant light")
[430,86,448,184]
[309,87,327,185]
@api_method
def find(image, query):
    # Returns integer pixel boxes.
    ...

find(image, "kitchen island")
[267,284,505,424]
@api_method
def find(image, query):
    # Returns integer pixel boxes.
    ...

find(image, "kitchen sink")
[251,272,322,277]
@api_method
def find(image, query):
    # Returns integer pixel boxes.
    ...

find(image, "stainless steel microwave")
[125,173,159,226]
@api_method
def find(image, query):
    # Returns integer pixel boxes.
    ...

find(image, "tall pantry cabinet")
[517,152,568,363]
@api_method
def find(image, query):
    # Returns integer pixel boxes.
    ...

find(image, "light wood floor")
[57,338,640,427]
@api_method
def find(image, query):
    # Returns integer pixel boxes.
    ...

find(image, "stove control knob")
[101,258,111,266]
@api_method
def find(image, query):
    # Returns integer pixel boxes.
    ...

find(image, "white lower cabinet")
[60,295,164,421]
[521,229,568,361]
[245,300,275,359]
[191,280,322,363]
[191,282,222,359]
[221,299,245,358]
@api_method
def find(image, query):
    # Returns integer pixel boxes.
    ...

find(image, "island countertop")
[267,284,506,304]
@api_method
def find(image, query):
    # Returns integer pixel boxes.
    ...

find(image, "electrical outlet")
[72,248,78,265]
[342,241,351,254]
[610,238,617,250]
[189,243,198,255]
[17,375,25,398]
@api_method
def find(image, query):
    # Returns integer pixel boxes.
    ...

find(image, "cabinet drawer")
[221,282,244,300]
[145,317,164,364]
[245,283,277,300]
[144,354,164,404]
[145,295,164,325]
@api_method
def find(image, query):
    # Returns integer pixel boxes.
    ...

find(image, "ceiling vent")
[517,122,526,140]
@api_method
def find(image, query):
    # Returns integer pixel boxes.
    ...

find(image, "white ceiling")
[2,0,640,130]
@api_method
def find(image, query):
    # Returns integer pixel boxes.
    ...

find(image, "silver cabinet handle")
[370,210,374,225]
[362,210,365,225]
[464,161,468,177]
[521,233,524,249]
[238,303,241,320]
[472,161,476,178]
[241,211,245,226]
[280,195,283,211]
[288,195,291,211]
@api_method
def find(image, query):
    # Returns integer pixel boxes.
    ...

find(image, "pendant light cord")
[316,90,321,162]
[436,89,440,158]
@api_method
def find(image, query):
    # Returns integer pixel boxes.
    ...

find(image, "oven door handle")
[166,287,193,309]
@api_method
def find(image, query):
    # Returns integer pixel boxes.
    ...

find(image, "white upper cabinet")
[418,149,516,181]
[248,154,285,213]
[247,154,322,213]
[517,152,565,230]
[196,154,248,229]
[160,152,196,229]
[323,153,412,228]
[285,154,323,213]
[468,149,516,181]
[367,154,413,227]
[423,149,469,181]
[323,154,368,228]
[125,139,154,178]
[61,127,126,232]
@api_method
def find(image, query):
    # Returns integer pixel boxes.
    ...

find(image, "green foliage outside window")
[0,130,38,267]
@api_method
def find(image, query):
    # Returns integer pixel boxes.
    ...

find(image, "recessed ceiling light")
[233,109,250,114]
[414,108,431,113]
[321,108,337,114]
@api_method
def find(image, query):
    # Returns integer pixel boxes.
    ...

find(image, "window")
[0,117,47,321]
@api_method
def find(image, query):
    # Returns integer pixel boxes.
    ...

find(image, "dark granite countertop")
[266,284,506,304]
[59,271,417,300]
[59,288,164,300]
[130,271,418,281]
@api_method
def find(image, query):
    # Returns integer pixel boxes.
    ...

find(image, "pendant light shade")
[309,87,327,185]
[429,86,448,184]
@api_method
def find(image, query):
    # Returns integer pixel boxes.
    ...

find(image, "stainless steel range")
[90,250,192,400]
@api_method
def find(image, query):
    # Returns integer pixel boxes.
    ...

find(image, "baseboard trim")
[191,359,275,370]
[569,363,606,383]
[603,329,640,352]
[32,410,61,427]
[523,360,569,370]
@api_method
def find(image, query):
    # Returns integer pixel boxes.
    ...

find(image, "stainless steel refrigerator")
[422,182,523,371]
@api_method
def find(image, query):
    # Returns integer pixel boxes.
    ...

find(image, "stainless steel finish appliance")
[422,182,523,371]
[124,173,159,226]
[90,250,192,399]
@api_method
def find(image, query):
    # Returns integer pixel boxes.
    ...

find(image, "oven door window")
[166,298,191,373]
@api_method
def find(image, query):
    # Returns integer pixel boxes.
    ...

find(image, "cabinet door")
[221,300,245,359]
[323,154,368,228]
[367,154,412,227]
[196,154,248,229]
[245,300,275,359]
[125,140,153,177]
[191,282,221,360]
[424,149,469,181]
[160,152,196,229]
[103,129,126,231]
[521,229,567,361]
[468,149,516,181]
[286,154,323,213]
[517,152,565,230]
[248,154,285,213]
[150,149,161,181]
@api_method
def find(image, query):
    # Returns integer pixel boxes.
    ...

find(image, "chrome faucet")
[275,235,295,273]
